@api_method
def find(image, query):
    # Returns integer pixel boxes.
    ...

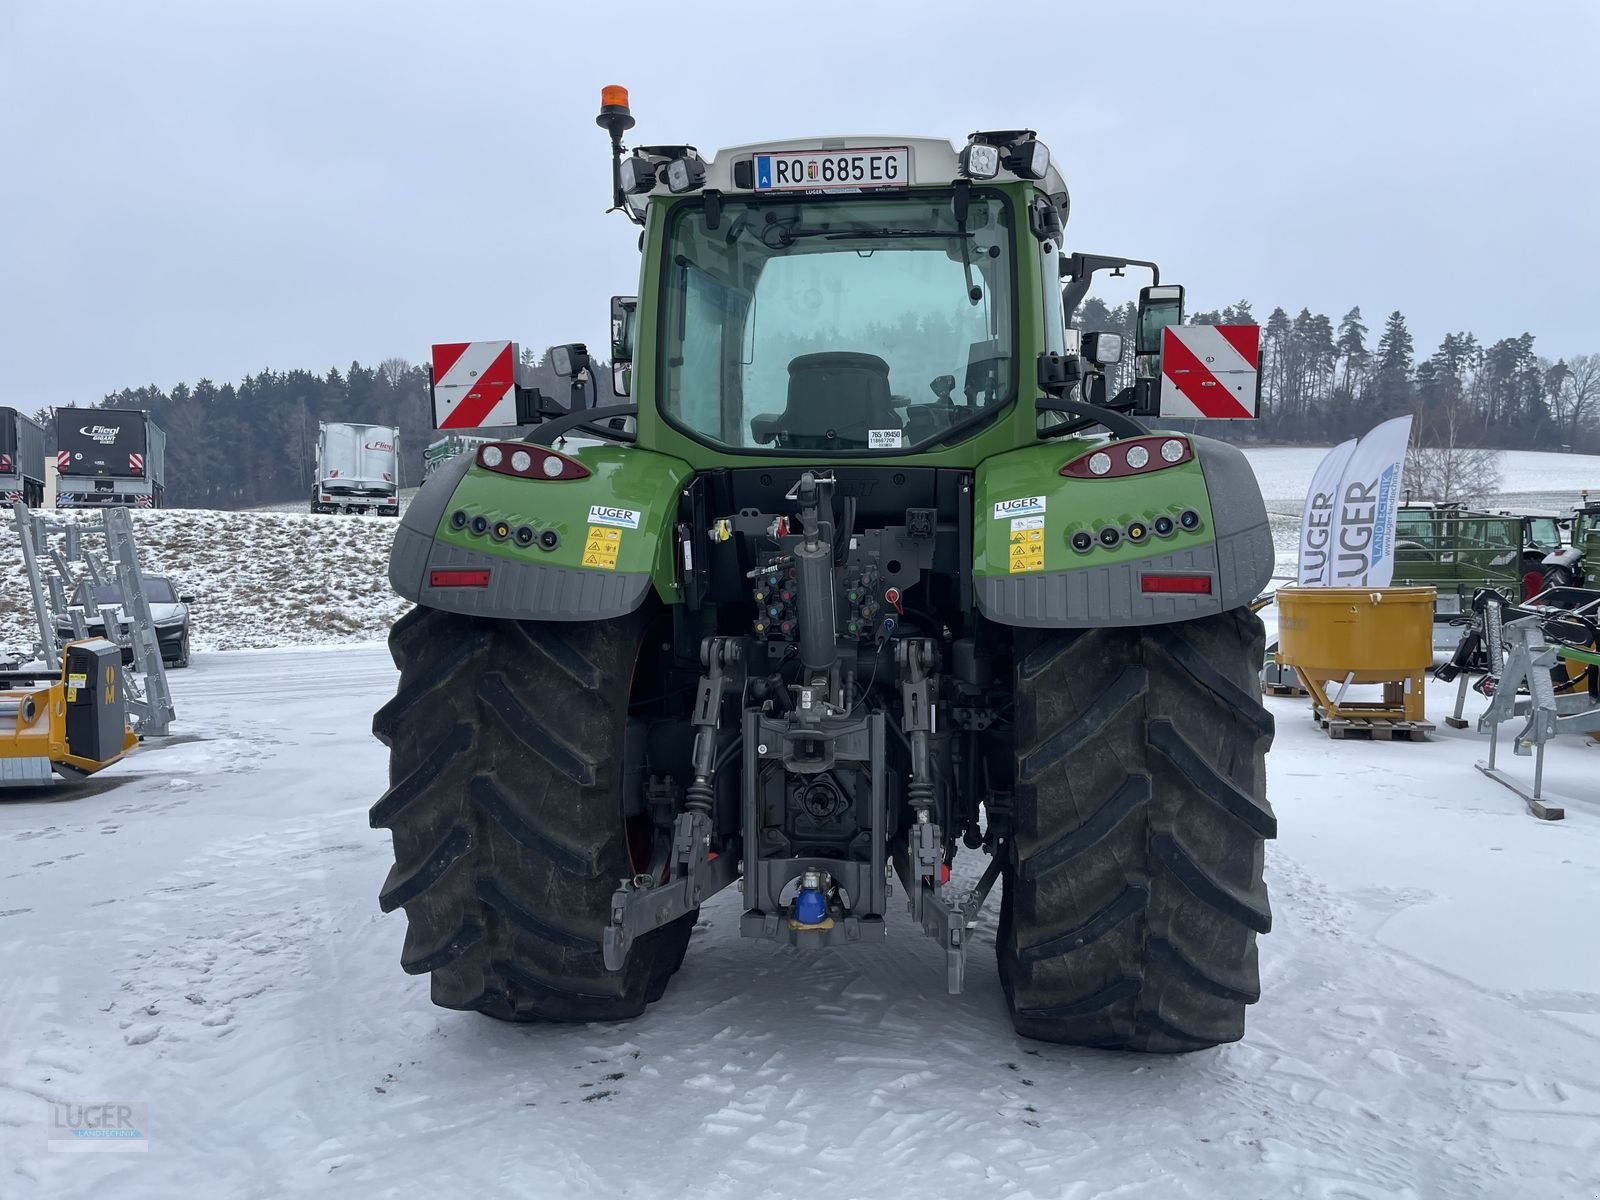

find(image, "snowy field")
[0,509,406,659]
[1248,446,1600,582]
[2,641,1599,1198]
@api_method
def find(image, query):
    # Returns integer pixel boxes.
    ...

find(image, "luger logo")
[993,496,1047,519]
[80,426,121,444]
[588,505,641,529]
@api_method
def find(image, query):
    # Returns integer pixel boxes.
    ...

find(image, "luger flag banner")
[1297,438,1357,585]
[1296,416,1414,588]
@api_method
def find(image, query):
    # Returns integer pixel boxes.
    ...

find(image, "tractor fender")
[388,444,692,621]
[1542,547,1582,569]
[973,433,1273,628]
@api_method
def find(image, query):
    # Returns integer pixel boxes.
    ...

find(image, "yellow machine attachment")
[0,638,138,787]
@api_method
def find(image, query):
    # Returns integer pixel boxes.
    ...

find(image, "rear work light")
[477,442,590,481]
[1140,574,1212,595]
[430,569,490,588]
[1062,436,1192,479]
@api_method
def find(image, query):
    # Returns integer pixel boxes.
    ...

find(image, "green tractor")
[370,89,1277,1052]
[1537,499,1598,591]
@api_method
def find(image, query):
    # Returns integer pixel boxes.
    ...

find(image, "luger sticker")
[993,497,1046,520]
[588,505,641,529]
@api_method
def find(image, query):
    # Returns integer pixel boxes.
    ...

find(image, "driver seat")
[752,352,902,449]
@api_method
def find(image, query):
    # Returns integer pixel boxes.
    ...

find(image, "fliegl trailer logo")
[80,425,121,445]
[364,441,394,452]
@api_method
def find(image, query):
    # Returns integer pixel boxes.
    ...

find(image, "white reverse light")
[619,155,658,195]
[1125,445,1149,469]
[481,445,504,468]
[511,450,532,473]
[542,455,564,478]
[959,142,1000,180]
[1088,452,1112,476]
[1025,140,1050,178]
[1161,438,1185,463]
[665,153,706,193]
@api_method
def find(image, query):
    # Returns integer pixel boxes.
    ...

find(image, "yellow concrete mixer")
[1274,586,1437,737]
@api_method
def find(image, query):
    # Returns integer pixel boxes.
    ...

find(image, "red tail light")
[477,442,590,480]
[430,569,491,588]
[1140,574,1212,595]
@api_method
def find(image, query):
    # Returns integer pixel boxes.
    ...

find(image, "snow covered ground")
[2,643,1599,1198]
[0,509,405,660]
[3,447,1600,1196]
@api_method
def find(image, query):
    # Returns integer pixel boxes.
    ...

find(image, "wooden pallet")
[1323,716,1436,741]
[1262,682,1309,697]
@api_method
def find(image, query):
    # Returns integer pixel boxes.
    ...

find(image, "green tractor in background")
[369,88,1276,1053]
[1536,499,1599,592]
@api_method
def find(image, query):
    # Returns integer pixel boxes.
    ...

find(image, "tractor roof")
[623,135,1068,211]
[706,135,1068,194]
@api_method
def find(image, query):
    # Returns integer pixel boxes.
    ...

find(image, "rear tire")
[998,609,1276,1052]
[371,604,694,1021]
[1543,564,1576,590]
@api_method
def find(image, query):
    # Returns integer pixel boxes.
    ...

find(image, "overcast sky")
[2,0,1596,411]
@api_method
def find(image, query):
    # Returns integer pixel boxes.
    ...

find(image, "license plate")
[1436,595,1461,615]
[752,147,909,192]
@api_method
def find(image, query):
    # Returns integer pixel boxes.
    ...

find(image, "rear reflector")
[1140,574,1212,595]
[430,569,490,588]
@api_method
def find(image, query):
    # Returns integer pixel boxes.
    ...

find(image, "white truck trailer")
[312,422,400,515]
[54,408,167,508]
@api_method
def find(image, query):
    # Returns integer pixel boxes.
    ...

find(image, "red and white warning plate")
[1159,325,1261,420]
[431,341,520,430]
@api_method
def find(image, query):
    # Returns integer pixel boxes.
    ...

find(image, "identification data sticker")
[867,429,903,449]
[583,525,621,570]
[1008,517,1045,573]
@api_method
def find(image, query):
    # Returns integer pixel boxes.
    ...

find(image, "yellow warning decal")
[582,525,622,570]
[1008,536,1045,574]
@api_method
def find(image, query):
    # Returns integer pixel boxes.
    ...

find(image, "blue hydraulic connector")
[793,869,829,925]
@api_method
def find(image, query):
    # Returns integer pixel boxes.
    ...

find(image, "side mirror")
[1136,284,1185,355]
[179,595,195,605]
[1083,332,1123,367]
[548,343,591,379]
[610,296,637,398]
